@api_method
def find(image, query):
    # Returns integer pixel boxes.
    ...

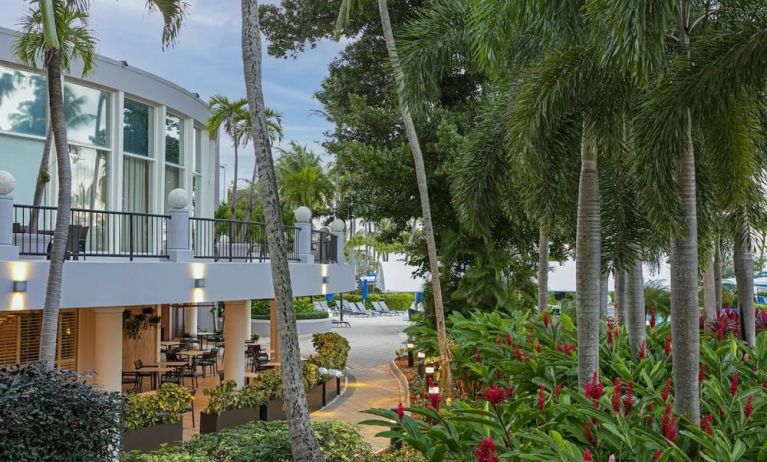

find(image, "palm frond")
[146,0,188,48]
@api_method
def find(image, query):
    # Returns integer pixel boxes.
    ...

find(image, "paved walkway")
[263,316,410,450]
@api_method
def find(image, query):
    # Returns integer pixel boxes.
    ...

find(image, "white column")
[93,308,124,392]
[245,302,252,340]
[223,300,249,387]
[0,172,19,260]
[184,306,198,336]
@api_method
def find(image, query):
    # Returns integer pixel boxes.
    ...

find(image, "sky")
[0,0,342,195]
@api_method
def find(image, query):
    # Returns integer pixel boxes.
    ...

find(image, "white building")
[0,27,354,390]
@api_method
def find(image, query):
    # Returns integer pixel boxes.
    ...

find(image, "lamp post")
[219,164,227,203]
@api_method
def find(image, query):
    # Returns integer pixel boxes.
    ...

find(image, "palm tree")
[15,0,186,368]
[207,95,249,214]
[337,0,454,396]
[275,142,334,212]
[240,107,283,217]
[241,1,324,460]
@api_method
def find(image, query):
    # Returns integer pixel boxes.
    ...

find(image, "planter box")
[200,407,261,434]
[323,378,342,406]
[122,421,182,453]
[308,382,325,412]
[260,398,286,421]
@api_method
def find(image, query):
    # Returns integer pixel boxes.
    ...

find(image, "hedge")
[251,298,316,318]
[251,311,329,320]
[0,363,123,462]
[333,292,413,310]
[122,421,372,462]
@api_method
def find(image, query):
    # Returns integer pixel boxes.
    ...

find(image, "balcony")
[10,204,338,264]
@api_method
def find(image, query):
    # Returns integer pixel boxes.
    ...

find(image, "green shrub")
[123,421,372,462]
[0,363,123,462]
[383,292,413,310]
[309,332,351,371]
[251,311,329,320]
[252,298,321,318]
[123,383,193,430]
[203,380,267,414]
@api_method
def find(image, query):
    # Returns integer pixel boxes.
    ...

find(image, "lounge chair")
[373,301,395,316]
[355,302,374,317]
[313,301,326,312]
[378,300,400,314]
[340,300,361,317]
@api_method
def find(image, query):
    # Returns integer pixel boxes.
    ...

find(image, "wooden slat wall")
[0,310,78,370]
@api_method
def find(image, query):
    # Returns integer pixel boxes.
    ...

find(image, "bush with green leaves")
[124,383,193,430]
[123,421,372,462]
[383,292,413,311]
[309,331,351,371]
[367,311,767,461]
[251,297,322,318]
[203,380,267,414]
[0,363,123,462]
[251,311,328,320]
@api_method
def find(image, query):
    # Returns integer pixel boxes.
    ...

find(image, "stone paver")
[263,315,410,450]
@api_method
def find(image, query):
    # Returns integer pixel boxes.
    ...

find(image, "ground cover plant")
[366,311,767,461]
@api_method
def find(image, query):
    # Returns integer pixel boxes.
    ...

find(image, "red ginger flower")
[396,402,405,421]
[612,377,622,413]
[585,372,604,400]
[661,378,672,402]
[650,306,656,329]
[475,347,481,363]
[496,335,502,345]
[639,340,647,360]
[745,394,754,420]
[555,384,562,396]
[563,342,576,355]
[583,420,597,445]
[661,403,678,442]
[505,384,514,398]
[505,331,512,346]
[537,385,546,411]
[583,449,593,461]
[699,363,705,383]
[730,372,739,397]
[473,437,497,462]
[543,310,551,328]
[514,343,522,361]
[623,382,634,414]
[535,339,541,353]
[484,385,505,405]
[427,391,441,409]
[654,449,662,461]
[701,414,714,435]
[664,336,672,356]
[555,340,561,352]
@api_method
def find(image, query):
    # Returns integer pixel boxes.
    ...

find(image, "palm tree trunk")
[669,109,700,424]
[575,128,600,390]
[376,0,452,396]
[39,48,72,368]
[703,256,716,328]
[537,223,549,312]
[599,271,608,318]
[714,237,722,309]
[241,2,324,460]
[626,256,645,353]
[247,159,258,218]
[614,270,626,325]
[29,122,54,233]
[231,142,239,214]
[734,218,755,346]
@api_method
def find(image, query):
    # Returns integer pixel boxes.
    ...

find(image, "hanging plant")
[123,307,161,340]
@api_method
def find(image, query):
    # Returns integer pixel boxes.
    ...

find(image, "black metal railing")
[311,230,338,264]
[13,204,169,260]
[190,217,300,262]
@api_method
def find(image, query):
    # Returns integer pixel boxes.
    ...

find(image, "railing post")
[167,188,192,262]
[294,206,314,264]
[330,218,346,264]
[228,221,233,262]
[129,214,134,261]
[0,171,19,260]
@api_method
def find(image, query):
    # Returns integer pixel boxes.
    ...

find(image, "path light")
[406,343,415,367]
[425,366,435,375]
[194,278,206,288]
[416,352,426,359]
[12,280,26,292]
[428,386,440,395]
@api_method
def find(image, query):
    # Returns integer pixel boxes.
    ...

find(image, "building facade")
[0,27,353,391]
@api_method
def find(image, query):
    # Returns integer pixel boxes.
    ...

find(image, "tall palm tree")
[337,0,453,396]
[275,142,334,212]
[15,0,186,368]
[207,95,249,213]
[241,1,324,460]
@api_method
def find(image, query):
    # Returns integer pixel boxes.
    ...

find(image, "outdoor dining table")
[138,364,181,390]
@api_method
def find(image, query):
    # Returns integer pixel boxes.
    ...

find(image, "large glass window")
[123,99,153,156]
[0,65,47,137]
[165,113,184,165]
[63,81,110,147]
[70,145,108,210]
[123,156,151,213]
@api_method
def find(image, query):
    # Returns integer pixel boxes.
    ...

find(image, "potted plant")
[256,369,286,421]
[200,380,266,433]
[303,363,325,412]
[122,383,192,452]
